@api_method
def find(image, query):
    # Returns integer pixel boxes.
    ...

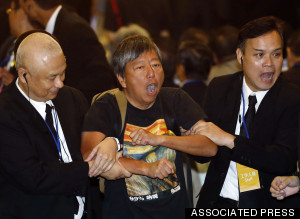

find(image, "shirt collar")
[16,78,54,119]
[242,76,269,110]
[45,5,62,34]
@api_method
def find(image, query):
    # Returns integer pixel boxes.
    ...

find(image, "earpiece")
[23,73,28,84]
[241,57,243,64]
[22,72,30,103]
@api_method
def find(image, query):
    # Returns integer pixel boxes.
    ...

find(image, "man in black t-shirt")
[81,35,217,219]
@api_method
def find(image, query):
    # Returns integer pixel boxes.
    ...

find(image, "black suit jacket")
[196,72,300,208]
[54,7,116,103]
[0,82,90,218]
[182,80,207,107]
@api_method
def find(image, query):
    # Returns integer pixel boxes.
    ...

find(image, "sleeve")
[173,88,207,130]
[231,98,300,175]
[0,111,89,196]
[202,76,223,122]
[83,93,121,137]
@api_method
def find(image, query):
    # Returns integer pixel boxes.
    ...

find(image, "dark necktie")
[238,95,261,208]
[45,104,56,134]
[239,95,257,137]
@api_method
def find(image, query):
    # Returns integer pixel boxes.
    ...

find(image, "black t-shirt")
[83,87,206,219]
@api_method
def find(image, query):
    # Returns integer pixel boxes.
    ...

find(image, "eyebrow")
[253,48,282,52]
[49,70,65,77]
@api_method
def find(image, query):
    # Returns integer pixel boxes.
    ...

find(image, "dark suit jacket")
[54,7,116,103]
[0,82,90,218]
[182,80,207,107]
[283,64,300,88]
[196,72,300,208]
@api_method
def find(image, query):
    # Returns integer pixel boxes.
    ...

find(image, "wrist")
[108,137,122,152]
[225,133,236,149]
[141,161,151,176]
[156,135,164,146]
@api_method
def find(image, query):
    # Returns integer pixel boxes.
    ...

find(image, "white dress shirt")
[219,77,268,201]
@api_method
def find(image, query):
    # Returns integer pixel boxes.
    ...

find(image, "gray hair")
[112,35,162,78]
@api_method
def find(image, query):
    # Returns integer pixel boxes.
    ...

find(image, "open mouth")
[146,83,157,95]
[260,72,274,82]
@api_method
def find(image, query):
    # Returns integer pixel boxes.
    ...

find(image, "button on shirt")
[16,79,85,219]
[219,77,268,201]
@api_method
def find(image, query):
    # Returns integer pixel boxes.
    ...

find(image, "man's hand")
[101,153,132,180]
[270,176,300,200]
[189,120,235,149]
[145,158,174,179]
[130,128,161,146]
[0,67,15,86]
[179,126,189,136]
[85,137,117,177]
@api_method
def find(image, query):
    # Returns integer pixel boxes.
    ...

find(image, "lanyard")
[241,89,250,139]
[44,108,62,161]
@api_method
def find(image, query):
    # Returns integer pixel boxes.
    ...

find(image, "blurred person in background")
[176,41,213,106]
[283,29,300,87]
[206,25,241,84]
[19,0,116,103]
[0,0,41,92]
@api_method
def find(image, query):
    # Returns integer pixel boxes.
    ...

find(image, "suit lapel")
[251,76,281,137]
[10,82,50,134]
[220,73,243,134]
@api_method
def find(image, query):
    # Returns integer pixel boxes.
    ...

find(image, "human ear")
[236,48,243,65]
[116,74,126,89]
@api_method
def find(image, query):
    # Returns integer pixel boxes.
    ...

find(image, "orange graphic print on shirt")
[123,119,178,198]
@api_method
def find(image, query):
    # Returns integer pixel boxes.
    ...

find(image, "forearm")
[118,157,174,179]
[118,157,149,176]
[232,136,297,174]
[81,131,106,159]
[99,157,150,180]
[158,134,217,156]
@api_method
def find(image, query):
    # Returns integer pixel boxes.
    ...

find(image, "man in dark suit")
[0,0,42,90]
[176,40,213,106]
[19,0,116,103]
[187,16,300,208]
[284,29,300,87]
[0,31,91,218]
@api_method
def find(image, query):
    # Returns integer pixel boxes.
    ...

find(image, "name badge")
[236,163,261,193]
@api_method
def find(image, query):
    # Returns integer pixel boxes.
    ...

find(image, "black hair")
[237,16,284,53]
[212,25,238,61]
[112,35,161,78]
[287,30,300,56]
[177,41,213,80]
[25,0,62,10]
